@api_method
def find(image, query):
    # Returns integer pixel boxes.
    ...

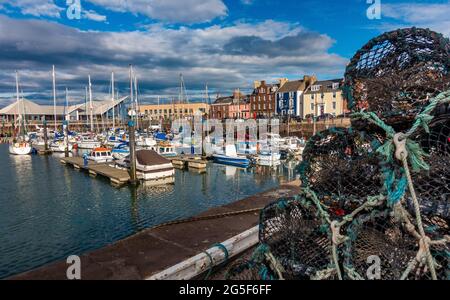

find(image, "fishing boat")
[257,149,282,167]
[115,150,175,185]
[213,145,251,168]
[151,141,177,158]
[87,147,114,163]
[280,137,306,156]
[77,135,101,149]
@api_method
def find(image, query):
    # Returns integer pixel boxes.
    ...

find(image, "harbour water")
[0,144,299,279]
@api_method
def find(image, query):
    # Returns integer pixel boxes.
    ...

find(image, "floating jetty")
[11,181,301,280]
[33,145,53,155]
[60,157,130,187]
[170,156,208,170]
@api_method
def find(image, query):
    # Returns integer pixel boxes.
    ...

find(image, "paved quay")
[11,180,301,280]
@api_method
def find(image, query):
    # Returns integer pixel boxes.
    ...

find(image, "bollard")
[63,120,69,157]
[83,153,89,167]
[43,120,49,151]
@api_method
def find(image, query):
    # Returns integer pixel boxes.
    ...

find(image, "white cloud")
[83,9,107,22]
[0,15,347,104]
[0,0,63,18]
[86,0,228,23]
[382,2,450,36]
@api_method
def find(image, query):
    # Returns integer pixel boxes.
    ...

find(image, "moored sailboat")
[9,71,32,155]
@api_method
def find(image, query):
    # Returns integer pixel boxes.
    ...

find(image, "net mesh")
[408,116,450,219]
[344,28,450,126]
[299,128,385,213]
[258,197,334,280]
[224,27,449,281]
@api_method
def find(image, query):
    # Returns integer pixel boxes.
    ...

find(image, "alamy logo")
[66,0,81,20]
[66,255,81,280]
[367,255,381,280]
[366,0,382,20]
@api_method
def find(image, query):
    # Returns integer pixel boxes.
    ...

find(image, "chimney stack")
[278,78,289,87]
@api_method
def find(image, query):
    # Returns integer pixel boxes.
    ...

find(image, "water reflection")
[0,144,300,279]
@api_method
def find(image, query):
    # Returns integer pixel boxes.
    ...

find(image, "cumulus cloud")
[86,0,228,23]
[382,2,450,36]
[0,15,347,105]
[0,0,63,18]
[223,32,335,57]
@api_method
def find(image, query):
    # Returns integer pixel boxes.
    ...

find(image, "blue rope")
[213,243,229,262]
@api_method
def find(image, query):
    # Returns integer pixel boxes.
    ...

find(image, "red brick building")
[210,90,251,120]
[210,95,233,119]
[249,80,281,119]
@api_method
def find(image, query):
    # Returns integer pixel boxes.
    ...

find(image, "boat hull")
[212,155,250,168]
[78,141,101,149]
[50,143,73,153]
[9,143,32,155]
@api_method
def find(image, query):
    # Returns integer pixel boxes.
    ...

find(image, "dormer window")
[311,85,321,92]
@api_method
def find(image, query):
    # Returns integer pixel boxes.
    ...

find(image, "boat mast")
[14,71,19,139]
[158,96,162,129]
[84,86,88,127]
[88,75,94,132]
[134,74,139,130]
[129,65,134,123]
[65,87,68,120]
[52,65,57,132]
[111,71,115,131]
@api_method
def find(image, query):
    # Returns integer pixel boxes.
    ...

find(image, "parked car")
[317,113,335,121]
[336,113,348,119]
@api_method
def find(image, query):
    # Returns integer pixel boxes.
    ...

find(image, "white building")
[0,97,128,124]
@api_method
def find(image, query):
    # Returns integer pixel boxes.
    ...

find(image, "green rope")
[352,89,450,173]
[203,250,215,280]
[213,243,229,262]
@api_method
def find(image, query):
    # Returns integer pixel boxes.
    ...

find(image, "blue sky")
[0,0,449,105]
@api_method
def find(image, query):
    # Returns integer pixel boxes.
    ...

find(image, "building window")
[332,83,339,90]
[311,103,314,111]
[311,85,321,92]
[289,98,294,108]
[333,92,337,98]
[311,94,315,100]
[333,102,337,110]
